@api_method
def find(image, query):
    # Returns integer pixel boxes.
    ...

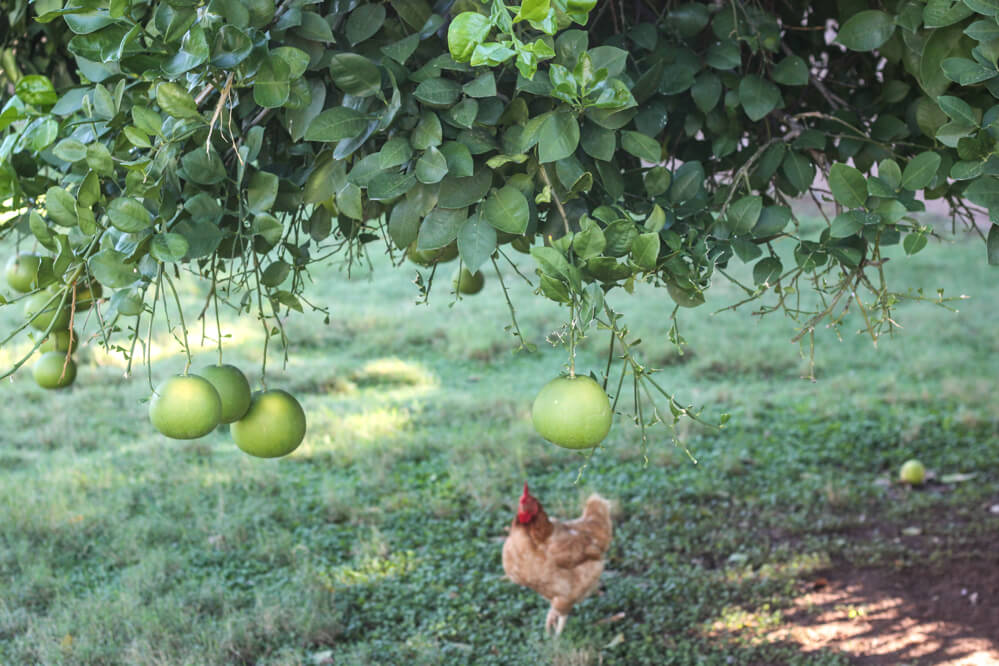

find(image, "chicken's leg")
[545,604,568,637]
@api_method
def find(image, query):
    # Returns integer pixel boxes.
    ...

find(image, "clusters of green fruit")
[149,365,307,459]
[406,240,485,296]
[5,253,100,390]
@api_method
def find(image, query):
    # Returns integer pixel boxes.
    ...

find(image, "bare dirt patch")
[771,557,999,665]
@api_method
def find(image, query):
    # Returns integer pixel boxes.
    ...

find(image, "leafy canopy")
[1,0,998,436]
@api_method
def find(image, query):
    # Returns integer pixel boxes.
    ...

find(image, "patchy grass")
[0,225,997,664]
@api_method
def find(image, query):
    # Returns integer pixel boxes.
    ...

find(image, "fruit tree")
[2,0,998,451]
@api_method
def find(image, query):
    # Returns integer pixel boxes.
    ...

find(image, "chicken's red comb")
[521,482,530,500]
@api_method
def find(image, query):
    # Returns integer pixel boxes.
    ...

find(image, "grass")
[0,220,997,664]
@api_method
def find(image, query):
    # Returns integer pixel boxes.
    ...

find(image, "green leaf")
[162,24,209,77]
[738,75,781,121]
[346,3,386,45]
[836,11,895,51]
[878,158,903,190]
[753,206,792,236]
[781,151,815,193]
[379,137,413,169]
[328,53,381,97]
[417,207,468,249]
[580,123,616,161]
[457,214,497,273]
[150,233,190,263]
[297,11,334,41]
[253,52,291,108]
[670,161,704,202]
[210,25,254,68]
[438,168,493,208]
[828,163,868,208]
[411,110,443,150]
[53,139,87,163]
[903,232,929,255]
[440,142,474,178]
[630,232,660,271]
[156,82,200,119]
[46,187,78,227]
[180,148,226,185]
[15,75,57,106]
[829,211,864,238]
[573,217,606,259]
[383,33,420,65]
[85,143,113,176]
[538,111,580,163]
[367,171,416,200]
[726,195,763,235]
[247,171,279,213]
[752,257,783,285]
[88,249,139,288]
[416,147,449,184]
[305,107,370,142]
[463,72,497,98]
[901,151,942,190]
[483,186,529,234]
[988,223,999,265]
[919,24,965,96]
[448,12,492,63]
[924,0,973,27]
[108,197,152,232]
[620,131,661,163]
[965,19,999,41]
[940,57,997,84]
[260,260,291,287]
[771,55,810,86]
[413,78,462,108]
[587,46,629,77]
[531,246,572,281]
[691,73,722,113]
[937,95,980,126]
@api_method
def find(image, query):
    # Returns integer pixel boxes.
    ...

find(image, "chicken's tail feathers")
[583,493,612,523]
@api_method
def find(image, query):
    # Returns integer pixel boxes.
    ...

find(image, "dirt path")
[770,558,999,664]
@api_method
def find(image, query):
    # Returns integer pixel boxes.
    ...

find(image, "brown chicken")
[501,482,613,636]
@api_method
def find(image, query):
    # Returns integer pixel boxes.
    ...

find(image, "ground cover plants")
[1,226,997,664]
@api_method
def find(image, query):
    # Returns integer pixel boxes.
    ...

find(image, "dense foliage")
[1,0,998,407]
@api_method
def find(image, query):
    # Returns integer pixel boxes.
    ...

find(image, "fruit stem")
[491,255,533,352]
[163,270,193,374]
[568,294,576,379]
[211,256,223,366]
[538,165,570,236]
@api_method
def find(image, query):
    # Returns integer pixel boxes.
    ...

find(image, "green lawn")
[1,224,997,664]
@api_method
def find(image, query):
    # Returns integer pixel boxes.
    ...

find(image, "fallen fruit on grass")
[231,389,307,458]
[33,351,76,389]
[453,267,484,294]
[899,459,926,485]
[532,375,612,449]
[149,375,222,439]
[196,364,252,424]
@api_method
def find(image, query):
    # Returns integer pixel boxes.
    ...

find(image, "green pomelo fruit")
[149,375,222,440]
[532,375,613,449]
[33,351,77,389]
[231,389,307,458]
[453,267,484,294]
[196,364,252,424]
